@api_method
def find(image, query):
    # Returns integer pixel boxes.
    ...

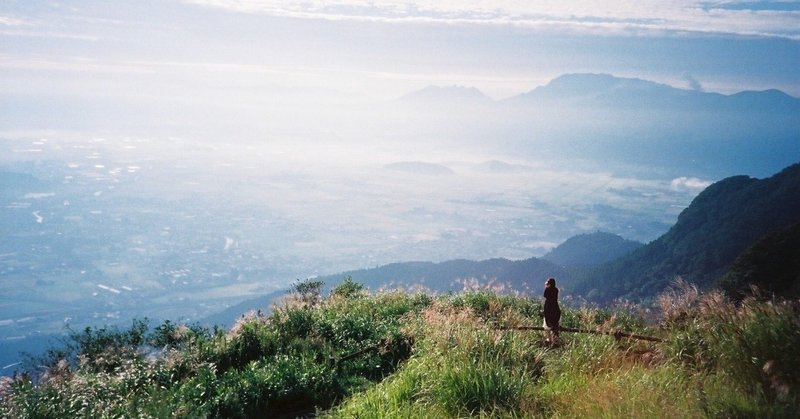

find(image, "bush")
[216,318,280,372]
[331,276,365,299]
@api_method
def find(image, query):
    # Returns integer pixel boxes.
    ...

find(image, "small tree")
[331,276,365,299]
[293,278,324,306]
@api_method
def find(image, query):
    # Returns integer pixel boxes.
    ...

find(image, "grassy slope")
[326,282,800,418]
[1,280,798,418]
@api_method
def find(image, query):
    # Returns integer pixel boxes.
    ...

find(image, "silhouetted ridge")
[574,162,800,302]
[508,73,800,112]
[396,85,492,105]
[384,161,454,175]
[543,232,643,267]
[719,222,800,301]
[316,257,571,294]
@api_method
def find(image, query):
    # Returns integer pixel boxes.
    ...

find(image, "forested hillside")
[542,231,643,267]
[315,257,571,294]
[718,222,800,300]
[573,163,800,302]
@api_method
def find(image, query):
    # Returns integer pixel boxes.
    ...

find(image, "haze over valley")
[1,115,714,340]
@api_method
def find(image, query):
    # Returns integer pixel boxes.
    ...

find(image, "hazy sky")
[2,0,799,113]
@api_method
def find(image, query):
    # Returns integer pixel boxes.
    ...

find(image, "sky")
[1,0,799,113]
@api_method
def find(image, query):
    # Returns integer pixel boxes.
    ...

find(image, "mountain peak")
[384,161,455,175]
[397,85,492,104]
[545,73,628,91]
[543,231,643,267]
[729,88,800,109]
[517,73,678,102]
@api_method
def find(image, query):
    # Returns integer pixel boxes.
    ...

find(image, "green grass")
[2,280,798,418]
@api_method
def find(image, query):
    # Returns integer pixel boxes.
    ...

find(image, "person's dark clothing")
[543,286,561,331]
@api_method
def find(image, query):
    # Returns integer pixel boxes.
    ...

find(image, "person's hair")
[546,277,556,287]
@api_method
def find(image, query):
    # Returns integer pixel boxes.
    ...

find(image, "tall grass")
[2,279,798,418]
[326,301,544,418]
[328,282,799,418]
[659,279,800,417]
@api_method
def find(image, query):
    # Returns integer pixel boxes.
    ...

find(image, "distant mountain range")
[401,73,800,113]
[384,161,455,175]
[507,73,800,112]
[197,78,800,324]
[392,73,800,178]
[391,78,799,300]
[397,85,492,106]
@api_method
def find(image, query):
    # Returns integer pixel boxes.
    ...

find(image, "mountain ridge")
[385,73,799,179]
[719,221,800,300]
[398,73,800,107]
[505,73,800,111]
[395,84,493,105]
[574,163,800,302]
[314,257,570,295]
[542,232,644,267]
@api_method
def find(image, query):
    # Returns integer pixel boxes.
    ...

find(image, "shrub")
[150,320,210,350]
[331,276,365,299]
[216,318,280,372]
[293,278,324,307]
[272,306,316,341]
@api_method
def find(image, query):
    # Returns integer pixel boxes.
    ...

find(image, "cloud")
[0,16,30,27]
[682,72,705,91]
[0,14,98,41]
[670,176,712,191]
[182,0,800,40]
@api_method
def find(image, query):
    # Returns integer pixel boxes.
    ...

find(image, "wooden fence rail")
[336,326,664,365]
[496,325,664,342]
[337,339,386,363]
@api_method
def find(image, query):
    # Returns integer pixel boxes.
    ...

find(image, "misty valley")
[0,130,702,352]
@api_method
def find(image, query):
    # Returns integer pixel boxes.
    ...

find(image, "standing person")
[543,277,561,341]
